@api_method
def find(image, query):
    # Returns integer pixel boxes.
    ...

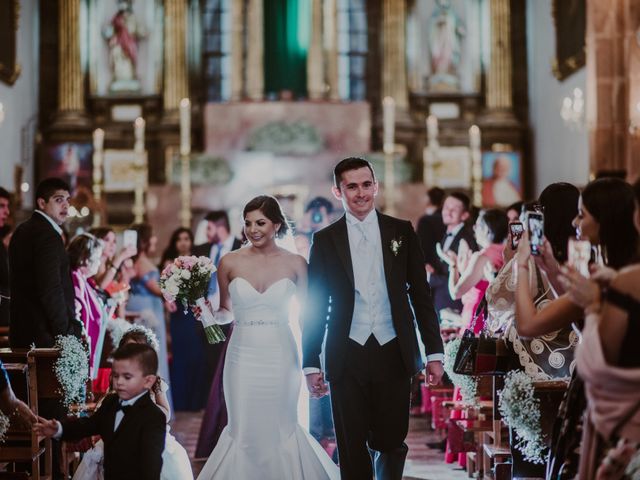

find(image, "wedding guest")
[126,223,172,410]
[505,201,523,223]
[68,233,105,375]
[429,192,478,318]
[89,227,136,292]
[161,227,208,411]
[9,178,82,348]
[0,187,11,326]
[514,179,638,478]
[0,359,37,427]
[35,343,166,480]
[194,211,242,458]
[416,187,446,276]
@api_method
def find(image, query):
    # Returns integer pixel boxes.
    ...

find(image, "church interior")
[1,0,639,479]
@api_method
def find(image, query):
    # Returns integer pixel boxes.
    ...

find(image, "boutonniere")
[390,237,403,256]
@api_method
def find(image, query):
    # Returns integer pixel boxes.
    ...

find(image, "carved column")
[382,0,408,109]
[307,0,325,100]
[485,0,513,114]
[163,0,189,116]
[324,0,339,100]
[230,0,244,100]
[246,0,264,100]
[56,0,87,124]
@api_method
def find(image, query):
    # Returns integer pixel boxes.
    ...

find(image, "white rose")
[166,282,180,296]
[181,270,191,280]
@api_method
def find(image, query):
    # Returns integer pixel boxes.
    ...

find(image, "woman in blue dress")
[126,223,172,410]
[160,227,209,411]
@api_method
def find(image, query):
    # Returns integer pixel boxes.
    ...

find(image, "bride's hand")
[305,373,328,398]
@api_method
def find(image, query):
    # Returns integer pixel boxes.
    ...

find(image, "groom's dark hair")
[333,157,376,188]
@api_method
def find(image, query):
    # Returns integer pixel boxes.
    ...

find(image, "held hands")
[425,361,444,386]
[33,416,59,438]
[305,373,329,398]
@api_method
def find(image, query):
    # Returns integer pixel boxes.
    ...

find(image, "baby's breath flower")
[54,335,89,411]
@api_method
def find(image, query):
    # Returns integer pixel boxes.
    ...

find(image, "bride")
[196,195,339,480]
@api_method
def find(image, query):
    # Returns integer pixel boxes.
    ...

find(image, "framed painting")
[42,143,94,192]
[481,151,523,207]
[429,146,471,188]
[103,149,146,192]
[0,0,21,85]
[552,0,586,81]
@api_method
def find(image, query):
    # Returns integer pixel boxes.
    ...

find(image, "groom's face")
[333,167,378,220]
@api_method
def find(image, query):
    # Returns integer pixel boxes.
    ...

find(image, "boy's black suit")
[61,392,165,480]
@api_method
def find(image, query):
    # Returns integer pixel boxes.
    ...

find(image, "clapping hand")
[436,243,457,267]
[305,373,329,398]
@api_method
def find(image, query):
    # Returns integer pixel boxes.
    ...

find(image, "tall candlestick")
[134,117,145,150]
[469,125,482,206]
[426,115,438,139]
[92,128,105,226]
[382,96,395,155]
[133,118,147,223]
[469,125,481,149]
[180,98,191,156]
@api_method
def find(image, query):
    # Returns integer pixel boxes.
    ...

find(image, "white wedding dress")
[196,277,339,480]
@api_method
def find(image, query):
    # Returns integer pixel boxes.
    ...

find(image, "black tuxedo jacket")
[416,210,446,268]
[193,237,243,258]
[302,212,444,382]
[62,392,165,480]
[0,242,9,327]
[9,212,81,347]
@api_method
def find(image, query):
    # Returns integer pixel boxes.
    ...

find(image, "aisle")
[171,412,469,479]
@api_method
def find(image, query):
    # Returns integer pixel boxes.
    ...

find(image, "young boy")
[35,343,166,480]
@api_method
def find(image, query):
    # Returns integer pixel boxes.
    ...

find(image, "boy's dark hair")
[0,187,10,201]
[333,157,376,188]
[35,178,71,203]
[112,343,158,376]
[427,187,445,208]
[204,210,230,231]
[446,191,471,212]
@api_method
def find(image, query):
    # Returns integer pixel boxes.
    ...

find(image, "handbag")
[453,297,509,376]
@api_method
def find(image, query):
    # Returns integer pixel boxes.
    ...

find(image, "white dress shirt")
[35,210,63,236]
[442,222,464,252]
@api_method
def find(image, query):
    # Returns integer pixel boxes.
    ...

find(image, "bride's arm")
[195,256,234,325]
[293,254,308,309]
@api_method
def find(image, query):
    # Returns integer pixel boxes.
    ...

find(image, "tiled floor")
[172,412,469,480]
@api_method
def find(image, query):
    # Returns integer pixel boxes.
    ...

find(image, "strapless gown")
[196,277,339,480]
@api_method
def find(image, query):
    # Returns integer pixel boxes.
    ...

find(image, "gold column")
[57,0,86,122]
[382,0,408,109]
[307,0,325,100]
[230,0,244,100]
[163,0,189,114]
[246,0,264,100]
[486,0,512,111]
[324,0,339,100]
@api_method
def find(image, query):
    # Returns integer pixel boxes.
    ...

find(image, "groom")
[303,158,444,480]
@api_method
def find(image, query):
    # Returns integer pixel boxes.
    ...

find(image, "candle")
[134,117,145,148]
[93,128,104,152]
[426,115,438,139]
[180,98,191,156]
[382,96,395,155]
[469,125,481,149]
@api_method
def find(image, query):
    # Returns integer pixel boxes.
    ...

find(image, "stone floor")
[171,411,469,480]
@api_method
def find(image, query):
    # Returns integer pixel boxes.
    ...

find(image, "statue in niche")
[103,0,147,92]
[427,0,465,92]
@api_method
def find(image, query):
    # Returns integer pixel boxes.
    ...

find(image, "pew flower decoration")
[498,370,546,464]
[160,255,225,344]
[53,335,89,410]
[443,338,478,405]
[0,412,9,443]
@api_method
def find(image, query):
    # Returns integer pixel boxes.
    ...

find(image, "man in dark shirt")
[0,187,10,327]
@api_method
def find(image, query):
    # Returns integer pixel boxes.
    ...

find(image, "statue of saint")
[427,0,465,92]
[103,0,146,92]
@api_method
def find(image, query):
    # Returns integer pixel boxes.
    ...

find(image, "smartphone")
[568,237,591,276]
[509,222,524,250]
[123,229,138,252]
[527,212,544,256]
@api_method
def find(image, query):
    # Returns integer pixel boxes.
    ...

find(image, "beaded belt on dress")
[235,319,282,327]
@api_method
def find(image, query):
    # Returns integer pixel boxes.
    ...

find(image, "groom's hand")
[305,373,329,398]
[426,361,444,386]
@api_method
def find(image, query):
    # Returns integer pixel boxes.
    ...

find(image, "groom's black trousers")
[330,336,411,480]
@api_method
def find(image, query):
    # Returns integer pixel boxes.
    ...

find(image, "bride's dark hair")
[243,195,290,238]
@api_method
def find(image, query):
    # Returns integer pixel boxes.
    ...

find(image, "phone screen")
[509,222,524,250]
[123,230,138,252]
[527,213,544,256]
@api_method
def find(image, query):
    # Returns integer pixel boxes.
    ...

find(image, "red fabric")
[92,368,111,394]
[111,11,137,65]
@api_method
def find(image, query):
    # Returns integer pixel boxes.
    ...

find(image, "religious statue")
[103,0,147,92]
[427,0,465,92]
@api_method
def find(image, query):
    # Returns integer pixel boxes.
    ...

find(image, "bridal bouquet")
[160,255,226,344]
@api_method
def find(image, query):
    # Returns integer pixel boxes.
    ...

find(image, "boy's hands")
[33,417,60,438]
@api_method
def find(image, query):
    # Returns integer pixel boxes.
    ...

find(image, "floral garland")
[443,338,478,405]
[498,370,547,464]
[53,335,89,410]
[0,412,9,443]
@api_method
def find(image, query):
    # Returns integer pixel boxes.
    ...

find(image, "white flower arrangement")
[0,412,9,443]
[53,335,89,411]
[443,338,478,405]
[106,317,133,349]
[498,370,547,464]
